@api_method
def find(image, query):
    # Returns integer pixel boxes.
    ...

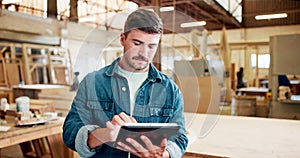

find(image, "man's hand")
[116,136,170,158]
[88,112,137,148]
[111,112,137,126]
[104,112,137,142]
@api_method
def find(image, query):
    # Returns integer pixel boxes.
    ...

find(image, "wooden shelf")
[0,42,73,86]
[277,99,300,104]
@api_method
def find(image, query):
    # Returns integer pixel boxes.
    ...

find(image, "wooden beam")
[0,30,60,46]
[47,0,58,18]
[152,0,162,71]
[22,44,32,84]
[69,0,78,22]
[202,0,241,28]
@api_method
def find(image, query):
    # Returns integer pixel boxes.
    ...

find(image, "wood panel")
[6,63,21,86]
[270,34,300,75]
[0,59,8,86]
[176,76,221,114]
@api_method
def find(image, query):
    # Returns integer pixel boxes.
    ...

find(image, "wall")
[0,9,119,81]
[162,25,300,87]
[2,9,300,83]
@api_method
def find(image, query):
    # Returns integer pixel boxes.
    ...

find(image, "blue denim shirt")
[63,58,188,158]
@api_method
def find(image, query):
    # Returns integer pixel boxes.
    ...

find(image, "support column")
[47,0,57,19]
[152,0,161,71]
[70,0,78,22]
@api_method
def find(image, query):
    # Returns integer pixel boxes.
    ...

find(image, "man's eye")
[149,45,156,49]
[134,42,141,45]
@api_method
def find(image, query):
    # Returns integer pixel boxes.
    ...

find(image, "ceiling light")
[180,21,206,28]
[255,13,288,20]
[2,0,21,4]
[160,6,174,12]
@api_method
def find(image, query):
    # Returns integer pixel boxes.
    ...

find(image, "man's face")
[120,29,161,72]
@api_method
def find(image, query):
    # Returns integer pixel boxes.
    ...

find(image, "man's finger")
[126,137,148,153]
[106,121,114,129]
[117,141,142,157]
[111,115,124,125]
[130,116,137,123]
[118,112,138,123]
[160,138,167,149]
[140,135,155,151]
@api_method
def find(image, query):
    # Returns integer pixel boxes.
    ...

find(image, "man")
[63,8,188,158]
[236,67,245,89]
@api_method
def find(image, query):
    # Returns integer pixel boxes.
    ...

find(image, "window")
[251,54,270,68]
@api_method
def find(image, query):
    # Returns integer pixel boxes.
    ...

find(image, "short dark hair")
[124,9,163,37]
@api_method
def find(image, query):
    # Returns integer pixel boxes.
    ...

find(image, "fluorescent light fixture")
[160,6,174,12]
[2,0,22,4]
[180,21,206,28]
[255,13,288,20]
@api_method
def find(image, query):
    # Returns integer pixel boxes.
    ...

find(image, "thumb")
[160,138,167,148]
[106,121,114,129]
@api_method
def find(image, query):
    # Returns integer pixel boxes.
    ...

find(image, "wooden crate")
[256,99,269,117]
[234,96,256,116]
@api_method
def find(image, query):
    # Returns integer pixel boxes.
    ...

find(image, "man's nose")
[138,44,149,56]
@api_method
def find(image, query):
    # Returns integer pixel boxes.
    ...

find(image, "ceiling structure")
[242,0,300,28]
[130,0,300,33]
[1,0,299,33]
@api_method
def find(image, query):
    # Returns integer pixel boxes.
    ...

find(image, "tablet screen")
[114,123,179,148]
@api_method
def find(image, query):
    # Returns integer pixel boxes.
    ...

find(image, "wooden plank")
[0,30,60,46]
[47,133,73,158]
[12,84,70,100]
[177,76,221,114]
[0,120,72,158]
[47,49,54,84]
[0,123,62,148]
[6,63,21,87]
[54,67,67,84]
[22,44,32,84]
[183,152,227,158]
[9,43,16,59]
[185,113,300,157]
[0,59,8,86]
[0,87,13,103]
[270,34,300,74]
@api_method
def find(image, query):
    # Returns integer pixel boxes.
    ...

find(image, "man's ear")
[120,33,125,46]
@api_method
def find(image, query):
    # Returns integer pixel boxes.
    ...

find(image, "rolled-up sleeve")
[166,140,183,158]
[75,125,100,158]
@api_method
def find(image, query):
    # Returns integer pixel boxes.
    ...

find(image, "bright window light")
[180,21,206,28]
[160,6,174,12]
[255,13,288,20]
[251,54,270,68]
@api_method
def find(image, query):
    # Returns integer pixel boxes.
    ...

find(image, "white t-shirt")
[116,65,148,115]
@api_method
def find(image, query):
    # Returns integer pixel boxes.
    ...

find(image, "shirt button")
[121,87,126,91]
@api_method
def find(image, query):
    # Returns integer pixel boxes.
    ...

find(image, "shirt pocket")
[86,100,114,126]
[148,104,174,123]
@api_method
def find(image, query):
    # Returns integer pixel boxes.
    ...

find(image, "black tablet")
[114,123,179,148]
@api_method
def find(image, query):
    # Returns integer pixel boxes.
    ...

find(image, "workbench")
[12,84,70,100]
[185,113,300,157]
[0,118,72,158]
[236,87,268,96]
